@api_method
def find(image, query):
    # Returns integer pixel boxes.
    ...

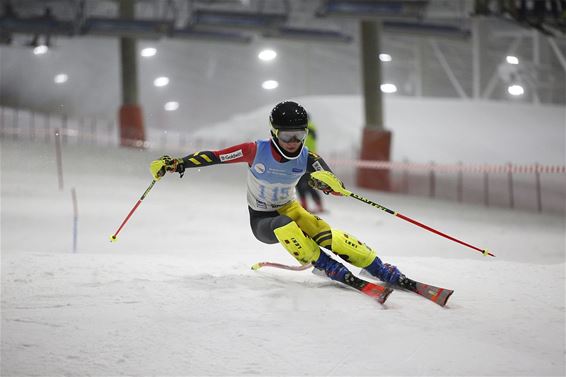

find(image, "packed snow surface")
[1,137,564,376]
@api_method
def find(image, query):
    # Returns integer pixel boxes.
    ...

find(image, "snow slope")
[1,139,565,376]
[186,96,566,215]
[191,95,566,165]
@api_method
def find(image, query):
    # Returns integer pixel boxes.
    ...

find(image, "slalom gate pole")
[110,180,157,242]
[71,187,78,253]
[347,191,495,257]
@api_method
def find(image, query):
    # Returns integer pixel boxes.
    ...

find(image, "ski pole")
[110,179,157,242]
[311,171,495,257]
[251,262,312,271]
[347,192,495,257]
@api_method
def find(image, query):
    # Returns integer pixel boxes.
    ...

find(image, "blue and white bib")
[247,140,308,211]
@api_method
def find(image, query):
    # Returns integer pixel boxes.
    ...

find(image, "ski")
[312,268,393,304]
[253,261,392,305]
[399,277,454,307]
[360,269,454,307]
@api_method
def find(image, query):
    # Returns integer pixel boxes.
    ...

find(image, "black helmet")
[270,101,308,130]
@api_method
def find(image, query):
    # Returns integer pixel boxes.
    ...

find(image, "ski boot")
[363,256,403,285]
[314,252,393,303]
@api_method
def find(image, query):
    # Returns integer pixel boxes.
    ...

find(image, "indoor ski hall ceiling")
[0,0,564,132]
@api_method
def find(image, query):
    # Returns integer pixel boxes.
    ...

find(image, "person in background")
[296,118,324,213]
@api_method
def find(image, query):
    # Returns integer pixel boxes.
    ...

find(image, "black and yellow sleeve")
[181,151,221,168]
[306,151,333,173]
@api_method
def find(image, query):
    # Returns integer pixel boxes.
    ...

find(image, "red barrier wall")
[119,104,146,147]
[356,128,391,191]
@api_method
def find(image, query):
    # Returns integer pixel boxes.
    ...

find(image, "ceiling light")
[262,27,352,43]
[54,74,68,84]
[141,47,157,57]
[154,76,169,87]
[316,0,428,19]
[383,21,471,40]
[164,101,179,111]
[507,84,524,96]
[262,80,279,90]
[171,27,252,44]
[258,49,277,61]
[379,53,392,62]
[506,55,519,65]
[192,9,287,31]
[33,45,48,55]
[380,83,397,93]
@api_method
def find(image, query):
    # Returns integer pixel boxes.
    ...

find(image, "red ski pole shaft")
[348,192,495,257]
[110,180,157,242]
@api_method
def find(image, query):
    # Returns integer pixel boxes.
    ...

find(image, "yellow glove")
[309,171,351,196]
[150,155,184,180]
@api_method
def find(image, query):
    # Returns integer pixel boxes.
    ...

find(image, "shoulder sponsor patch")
[312,161,323,171]
[220,149,244,162]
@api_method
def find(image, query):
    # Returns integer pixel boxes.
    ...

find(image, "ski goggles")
[272,127,308,143]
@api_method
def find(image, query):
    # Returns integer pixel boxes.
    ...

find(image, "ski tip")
[110,235,118,243]
[438,290,455,307]
[251,263,262,271]
[378,287,394,304]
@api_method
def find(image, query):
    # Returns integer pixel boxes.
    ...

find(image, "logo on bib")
[254,163,266,174]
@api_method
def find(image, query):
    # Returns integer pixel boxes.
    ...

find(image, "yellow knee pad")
[330,230,376,268]
[274,221,321,265]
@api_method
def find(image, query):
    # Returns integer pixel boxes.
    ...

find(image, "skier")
[295,118,325,213]
[150,100,403,290]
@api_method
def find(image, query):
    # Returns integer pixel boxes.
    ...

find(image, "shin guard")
[330,230,377,268]
[274,221,321,265]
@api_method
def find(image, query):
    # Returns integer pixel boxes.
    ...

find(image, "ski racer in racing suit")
[149,101,403,287]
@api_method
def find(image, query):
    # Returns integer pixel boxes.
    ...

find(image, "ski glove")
[150,155,185,180]
[308,175,334,195]
[308,171,351,196]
